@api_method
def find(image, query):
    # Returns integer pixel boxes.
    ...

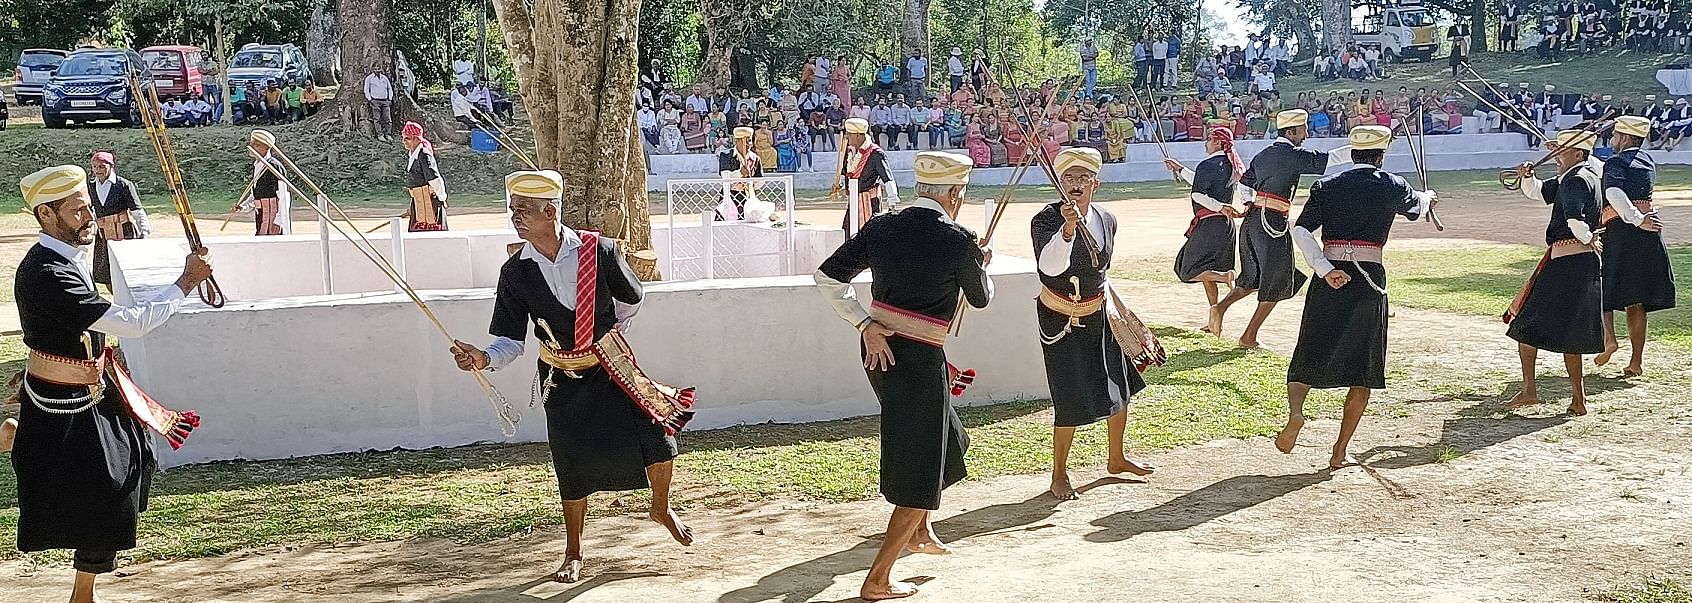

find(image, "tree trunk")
[1321,0,1352,53]
[491,0,660,279]
[699,0,753,90]
[328,0,446,139]
[1469,0,1489,53]
[1287,11,1319,60]
[899,0,933,61]
[306,0,339,86]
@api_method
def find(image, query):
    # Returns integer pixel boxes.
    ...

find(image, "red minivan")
[140,45,206,98]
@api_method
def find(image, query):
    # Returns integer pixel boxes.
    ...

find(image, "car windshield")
[57,54,128,76]
[144,51,184,71]
[1399,10,1435,26]
[20,52,66,68]
[233,50,283,68]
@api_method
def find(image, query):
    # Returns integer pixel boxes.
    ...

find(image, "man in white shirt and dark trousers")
[1150,36,1170,90]
[905,50,929,101]
[947,48,966,93]
[364,70,395,140]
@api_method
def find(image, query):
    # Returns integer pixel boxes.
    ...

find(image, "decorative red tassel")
[164,410,201,450]
[946,365,977,398]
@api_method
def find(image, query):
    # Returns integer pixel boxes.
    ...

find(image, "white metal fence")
[663,176,797,281]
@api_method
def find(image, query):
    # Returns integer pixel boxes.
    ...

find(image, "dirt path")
[6,278,1690,602]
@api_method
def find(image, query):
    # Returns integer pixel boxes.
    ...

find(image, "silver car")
[14,48,69,105]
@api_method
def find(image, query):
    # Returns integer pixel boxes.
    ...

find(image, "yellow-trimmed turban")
[506,170,565,199]
[21,165,87,210]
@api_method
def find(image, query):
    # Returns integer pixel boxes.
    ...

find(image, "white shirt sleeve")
[1410,189,1434,220]
[1190,192,1225,212]
[1604,187,1647,225]
[1568,219,1595,244]
[1327,145,1354,167]
[483,336,525,371]
[813,270,872,328]
[131,207,152,238]
[1521,176,1546,203]
[1292,225,1337,276]
[90,286,187,339]
[1177,166,1196,184]
[1037,229,1076,276]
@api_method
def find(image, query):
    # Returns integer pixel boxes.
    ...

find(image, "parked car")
[41,49,154,128]
[14,48,70,105]
[141,45,207,98]
[228,43,312,91]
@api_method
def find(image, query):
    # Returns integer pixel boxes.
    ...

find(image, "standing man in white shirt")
[685,85,710,114]
[85,151,150,286]
[363,70,395,140]
[1252,63,1277,99]
[1080,40,1101,99]
[947,47,967,93]
[452,56,475,87]
[1151,36,1170,90]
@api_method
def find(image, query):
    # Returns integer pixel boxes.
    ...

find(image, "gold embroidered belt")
[867,301,978,397]
[1504,238,1594,324]
[26,349,105,386]
[1038,286,1105,317]
[1323,240,1384,264]
[1599,199,1654,226]
[1253,191,1292,214]
[18,346,200,449]
[1549,238,1595,259]
[536,328,696,435]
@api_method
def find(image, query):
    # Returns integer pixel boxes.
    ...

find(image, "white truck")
[1351,0,1443,63]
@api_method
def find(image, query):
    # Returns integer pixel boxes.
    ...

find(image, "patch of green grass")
[0,327,1334,563]
[1433,444,1462,463]
[1279,49,1686,112]
[1600,578,1692,603]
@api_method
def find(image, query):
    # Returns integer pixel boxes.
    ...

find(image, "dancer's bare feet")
[861,580,919,601]
[1594,343,1617,367]
[0,418,16,454]
[1567,396,1588,416]
[1505,389,1541,409]
[1237,336,1260,350]
[1107,458,1155,476]
[1622,364,1643,378]
[1204,305,1223,336]
[650,508,694,546]
[1328,451,1359,470]
[551,556,583,583]
[905,529,954,555]
[1049,472,1079,500]
[1274,417,1304,454]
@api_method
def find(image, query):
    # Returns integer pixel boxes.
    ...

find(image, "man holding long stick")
[1211,110,1351,347]
[815,152,991,600]
[449,171,696,583]
[1031,147,1154,500]
[832,117,898,231]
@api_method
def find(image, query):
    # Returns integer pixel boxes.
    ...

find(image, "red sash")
[844,144,883,179]
[106,348,201,449]
[1185,208,1223,237]
[868,301,977,397]
[570,232,696,433]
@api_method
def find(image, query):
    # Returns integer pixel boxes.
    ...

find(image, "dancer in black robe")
[1594,116,1675,377]
[1165,126,1244,332]
[401,121,449,232]
[815,151,990,601]
[1278,126,1435,468]
[1213,110,1351,348]
[834,117,898,231]
[85,151,149,286]
[451,170,695,584]
[1505,130,1606,415]
[1031,147,1153,501]
[10,164,212,603]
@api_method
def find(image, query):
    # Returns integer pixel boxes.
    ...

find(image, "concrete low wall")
[114,256,1050,467]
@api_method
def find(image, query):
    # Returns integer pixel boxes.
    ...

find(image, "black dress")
[1600,149,1676,312]
[1286,167,1424,389]
[488,235,679,501]
[1174,154,1239,282]
[818,203,991,510]
[1507,168,1606,354]
[252,156,286,236]
[404,147,448,231]
[840,145,893,229]
[11,243,156,555]
[86,176,144,286]
[1031,203,1146,427]
[1238,140,1327,301]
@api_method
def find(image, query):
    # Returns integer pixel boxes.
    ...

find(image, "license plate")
[155,80,175,88]
[70,100,97,108]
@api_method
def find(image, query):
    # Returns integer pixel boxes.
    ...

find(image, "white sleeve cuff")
[91,285,188,339]
[814,270,872,327]
[1239,187,1257,206]
[1190,192,1225,212]
[1292,226,1336,276]
[1568,219,1595,245]
[1605,187,1646,225]
[1522,177,1545,203]
[484,336,525,371]
[1327,145,1353,168]
[1037,230,1076,276]
[1411,189,1434,220]
[1178,166,1196,183]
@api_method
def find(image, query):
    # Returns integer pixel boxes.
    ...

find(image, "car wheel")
[1385,48,1400,64]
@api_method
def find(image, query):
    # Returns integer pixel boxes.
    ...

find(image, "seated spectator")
[284,81,304,123]
[303,83,323,117]
[162,97,191,127]
[870,98,898,149]
[876,63,898,92]
[229,85,249,124]
[188,96,213,126]
[451,85,475,129]
[262,82,285,124]
[926,99,947,150]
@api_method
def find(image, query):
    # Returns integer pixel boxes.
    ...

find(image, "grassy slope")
[1277,49,1688,109]
[0,329,1338,562]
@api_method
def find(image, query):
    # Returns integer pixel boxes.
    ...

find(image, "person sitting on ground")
[452,85,476,129]
[162,97,190,127]
[284,81,305,123]
[263,82,285,124]
[189,95,213,126]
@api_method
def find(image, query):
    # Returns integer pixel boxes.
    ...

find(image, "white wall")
[115,257,1049,467]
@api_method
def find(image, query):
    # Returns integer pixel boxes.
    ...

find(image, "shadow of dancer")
[718,477,1134,603]
[1081,471,1336,543]
[1355,396,1579,472]
[433,571,664,603]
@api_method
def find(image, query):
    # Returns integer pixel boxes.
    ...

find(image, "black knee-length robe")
[488,234,679,501]
[12,243,156,554]
[1238,139,1332,301]
[1031,202,1146,426]
[818,200,991,510]
[404,146,449,231]
[86,175,144,286]
[1506,165,1606,354]
[1600,148,1676,312]
[1286,166,1426,389]
[1174,153,1239,282]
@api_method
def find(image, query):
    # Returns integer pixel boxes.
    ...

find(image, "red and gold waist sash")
[21,346,200,449]
[868,301,976,397]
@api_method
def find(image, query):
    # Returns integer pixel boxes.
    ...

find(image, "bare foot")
[1107,458,1155,476]
[1622,365,1643,378]
[1567,397,1588,416]
[861,580,919,601]
[905,530,954,555]
[1274,418,1304,454]
[0,418,16,454]
[1505,390,1541,409]
[1237,336,1260,350]
[1328,451,1359,469]
[650,507,694,546]
[551,556,583,583]
[1594,343,1617,367]
[1204,305,1223,336]
[1049,472,1079,500]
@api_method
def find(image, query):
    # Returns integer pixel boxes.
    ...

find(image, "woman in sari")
[682,109,708,153]
[945,104,968,148]
[658,100,684,154]
[779,92,801,129]
[755,123,777,171]
[1084,116,1109,155]
[964,115,991,165]
[707,107,728,148]
[830,55,852,110]
[951,86,975,114]
[1371,90,1392,126]
[1104,101,1131,162]
[982,112,1008,167]
[773,122,798,172]
[1047,113,1071,149]
[1004,118,1028,165]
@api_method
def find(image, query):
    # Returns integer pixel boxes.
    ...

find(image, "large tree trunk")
[1321,0,1353,53]
[899,0,933,61]
[331,0,448,140]
[492,0,660,279]
[306,0,339,86]
[699,0,753,90]
[1469,0,1489,53]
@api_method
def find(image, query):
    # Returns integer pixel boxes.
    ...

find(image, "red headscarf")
[1209,126,1244,183]
[92,151,116,167]
[402,121,432,153]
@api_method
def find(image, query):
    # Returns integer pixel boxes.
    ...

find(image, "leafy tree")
[0,0,110,63]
